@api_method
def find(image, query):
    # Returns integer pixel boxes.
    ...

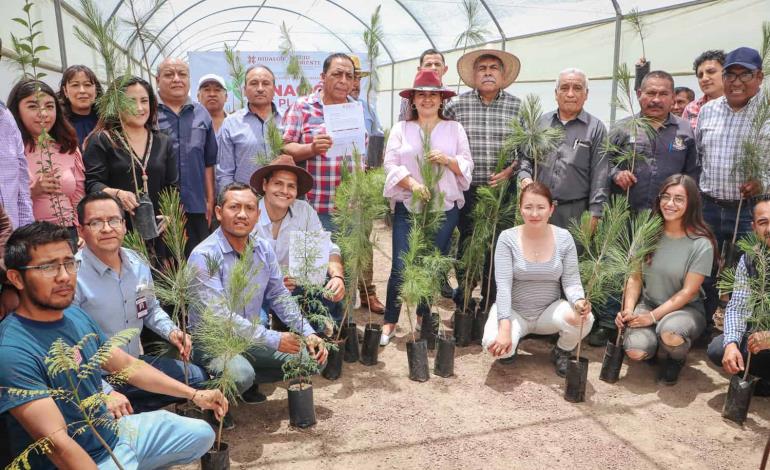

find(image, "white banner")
[188,51,370,116]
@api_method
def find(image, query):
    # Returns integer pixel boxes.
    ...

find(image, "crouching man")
[0,222,227,469]
[188,182,327,404]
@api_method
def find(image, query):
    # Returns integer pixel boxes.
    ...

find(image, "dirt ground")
[180,221,769,470]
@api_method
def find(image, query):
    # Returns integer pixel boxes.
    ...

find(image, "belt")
[702,193,742,208]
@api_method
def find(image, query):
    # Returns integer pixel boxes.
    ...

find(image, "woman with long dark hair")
[616,173,717,385]
[83,76,177,233]
[58,65,102,148]
[8,79,84,239]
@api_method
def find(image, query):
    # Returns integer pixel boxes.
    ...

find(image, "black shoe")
[440,276,453,299]
[551,346,572,378]
[755,379,770,397]
[587,326,616,347]
[657,357,685,385]
[496,350,517,365]
[241,384,267,404]
[205,410,235,430]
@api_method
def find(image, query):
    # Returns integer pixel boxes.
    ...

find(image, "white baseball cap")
[197,73,226,90]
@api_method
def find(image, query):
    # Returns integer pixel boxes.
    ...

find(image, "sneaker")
[657,357,685,385]
[551,346,572,378]
[587,326,616,347]
[241,384,267,404]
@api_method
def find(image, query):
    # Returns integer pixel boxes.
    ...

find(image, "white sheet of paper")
[289,230,330,285]
[323,101,366,159]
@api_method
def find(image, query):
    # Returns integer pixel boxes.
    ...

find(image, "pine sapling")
[224,43,246,109]
[279,22,313,96]
[363,5,383,105]
[252,118,285,168]
[74,0,121,82]
[454,0,490,92]
[625,8,647,59]
[504,94,564,182]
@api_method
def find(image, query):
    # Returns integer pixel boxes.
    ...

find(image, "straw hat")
[249,155,314,196]
[398,70,456,100]
[456,49,521,89]
[348,55,371,78]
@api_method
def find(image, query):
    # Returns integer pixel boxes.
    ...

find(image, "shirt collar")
[257,198,294,228]
[82,245,129,276]
[472,88,503,103]
[245,102,280,121]
[551,108,589,124]
[214,227,237,255]
[158,96,194,113]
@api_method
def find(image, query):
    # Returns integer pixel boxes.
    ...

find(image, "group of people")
[0,40,768,468]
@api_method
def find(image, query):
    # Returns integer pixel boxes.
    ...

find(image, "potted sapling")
[332,148,388,367]
[362,5,386,168]
[193,240,266,469]
[718,233,770,425]
[599,207,662,383]
[565,196,630,402]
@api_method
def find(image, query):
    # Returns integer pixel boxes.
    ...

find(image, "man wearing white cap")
[197,73,228,134]
[444,49,522,312]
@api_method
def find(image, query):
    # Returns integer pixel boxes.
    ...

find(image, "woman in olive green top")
[616,174,716,385]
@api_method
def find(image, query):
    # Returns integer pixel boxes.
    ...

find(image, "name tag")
[135,283,151,319]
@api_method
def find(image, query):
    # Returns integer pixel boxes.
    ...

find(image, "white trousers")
[481,300,594,359]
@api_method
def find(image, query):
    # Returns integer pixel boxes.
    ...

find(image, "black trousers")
[184,213,211,257]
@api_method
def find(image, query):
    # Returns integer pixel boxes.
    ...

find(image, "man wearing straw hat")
[444,49,522,312]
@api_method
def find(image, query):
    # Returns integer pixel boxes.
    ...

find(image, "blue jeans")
[115,356,208,413]
[318,212,338,234]
[385,202,459,324]
[708,333,770,381]
[97,410,214,469]
[293,283,343,326]
[702,198,753,318]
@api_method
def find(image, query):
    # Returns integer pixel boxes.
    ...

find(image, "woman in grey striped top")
[483,182,593,377]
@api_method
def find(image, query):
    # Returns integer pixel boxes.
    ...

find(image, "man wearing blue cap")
[696,46,767,317]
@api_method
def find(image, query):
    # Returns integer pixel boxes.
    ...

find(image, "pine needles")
[504,94,564,181]
[279,22,312,96]
[454,0,490,91]
[74,0,121,82]
[252,119,285,168]
[363,5,383,104]
[224,43,246,110]
[625,8,647,59]
[122,0,165,81]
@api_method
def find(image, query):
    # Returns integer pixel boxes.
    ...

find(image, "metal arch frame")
[324,1,395,63]
[233,0,267,49]
[146,4,356,70]
[159,18,273,63]
[392,0,436,50]
[478,0,506,50]
[168,30,261,59]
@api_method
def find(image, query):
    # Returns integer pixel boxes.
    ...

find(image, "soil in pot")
[406,339,430,382]
[321,339,345,380]
[201,442,230,470]
[471,308,488,344]
[343,322,360,363]
[288,379,317,428]
[360,323,382,366]
[420,312,439,350]
[131,193,159,240]
[722,374,758,425]
[434,335,456,377]
[564,356,589,403]
[453,310,473,347]
[599,341,624,384]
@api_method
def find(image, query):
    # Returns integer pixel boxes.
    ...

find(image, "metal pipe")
[609,0,622,126]
[53,0,68,70]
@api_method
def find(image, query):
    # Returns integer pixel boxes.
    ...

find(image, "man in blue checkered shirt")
[707,198,770,394]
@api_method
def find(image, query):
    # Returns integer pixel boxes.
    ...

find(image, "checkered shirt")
[443,90,521,185]
[681,94,713,131]
[696,90,770,201]
[723,255,751,346]
[282,91,357,214]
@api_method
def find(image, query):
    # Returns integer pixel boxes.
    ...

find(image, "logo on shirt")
[72,347,83,366]
[672,136,686,151]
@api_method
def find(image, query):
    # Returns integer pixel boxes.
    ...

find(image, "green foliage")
[122,229,150,262]
[363,5,383,104]
[122,0,165,80]
[733,86,770,189]
[333,149,388,325]
[252,119,285,168]
[454,0,490,91]
[625,8,647,58]
[504,94,564,181]
[279,22,313,96]
[718,233,770,332]
[74,0,121,82]
[762,21,770,75]
[224,43,246,109]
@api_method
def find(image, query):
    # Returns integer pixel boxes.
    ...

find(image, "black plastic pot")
[201,442,230,470]
[287,379,317,428]
[343,322,360,363]
[434,335,455,377]
[406,339,430,382]
[131,192,159,240]
[453,310,473,347]
[471,308,488,344]
[419,312,439,350]
[564,356,589,403]
[321,339,345,380]
[599,341,624,384]
[722,374,757,425]
[360,323,382,366]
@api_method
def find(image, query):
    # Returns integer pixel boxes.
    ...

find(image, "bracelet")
[116,189,121,199]
[331,275,344,281]
[191,389,199,402]
[649,312,657,324]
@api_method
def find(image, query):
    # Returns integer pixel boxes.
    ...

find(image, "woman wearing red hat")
[380,70,473,346]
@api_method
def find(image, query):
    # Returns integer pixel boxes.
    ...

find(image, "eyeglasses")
[17,260,81,278]
[659,193,687,206]
[85,217,124,231]
[723,70,756,83]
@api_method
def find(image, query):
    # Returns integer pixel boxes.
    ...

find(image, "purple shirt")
[383,119,473,212]
[0,104,33,228]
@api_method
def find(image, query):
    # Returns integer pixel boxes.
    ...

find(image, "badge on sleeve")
[671,136,686,151]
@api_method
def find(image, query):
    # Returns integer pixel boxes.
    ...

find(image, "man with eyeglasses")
[0,221,226,469]
[72,192,208,416]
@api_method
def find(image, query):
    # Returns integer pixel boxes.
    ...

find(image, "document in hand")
[323,101,366,159]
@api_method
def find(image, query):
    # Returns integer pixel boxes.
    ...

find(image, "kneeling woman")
[484,183,592,376]
[615,174,716,384]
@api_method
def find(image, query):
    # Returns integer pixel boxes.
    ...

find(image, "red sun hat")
[399,70,456,100]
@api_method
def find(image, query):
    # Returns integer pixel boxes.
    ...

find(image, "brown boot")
[360,293,385,314]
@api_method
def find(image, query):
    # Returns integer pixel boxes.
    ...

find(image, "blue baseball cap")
[723,47,762,71]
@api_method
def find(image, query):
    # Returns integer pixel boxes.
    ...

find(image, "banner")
[188,51,370,116]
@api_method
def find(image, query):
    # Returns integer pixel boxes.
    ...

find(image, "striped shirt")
[443,90,521,185]
[723,254,751,346]
[0,103,34,228]
[696,90,770,201]
[494,225,584,320]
